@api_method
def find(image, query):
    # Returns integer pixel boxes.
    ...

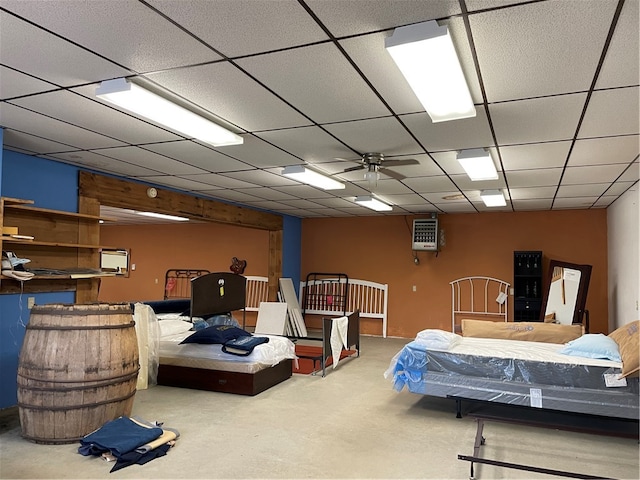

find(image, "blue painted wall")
[282,215,302,296]
[0,149,78,408]
[0,145,301,408]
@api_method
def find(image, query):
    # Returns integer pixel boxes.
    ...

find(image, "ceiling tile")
[0,11,130,86]
[213,135,302,168]
[402,110,494,152]
[512,198,554,211]
[562,164,628,185]
[146,62,311,132]
[569,136,639,166]
[579,87,640,138]
[603,181,637,196]
[506,168,563,188]
[323,116,423,156]
[509,186,557,200]
[307,0,460,37]
[220,169,299,187]
[180,173,259,189]
[596,0,640,89]
[1,102,125,150]
[470,0,617,102]
[557,183,610,197]
[403,175,458,194]
[236,42,390,124]
[256,126,357,164]
[48,150,163,177]
[1,0,219,72]
[553,197,600,209]
[618,162,639,182]
[500,142,571,171]
[148,0,328,57]
[16,89,182,144]
[0,66,57,100]
[143,141,253,173]
[490,94,587,145]
[232,187,299,201]
[91,146,207,175]
[3,129,76,154]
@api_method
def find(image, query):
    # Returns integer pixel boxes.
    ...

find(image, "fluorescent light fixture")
[385,20,476,123]
[282,165,345,190]
[354,195,392,212]
[137,211,189,222]
[480,190,506,207]
[96,78,243,147]
[457,149,498,181]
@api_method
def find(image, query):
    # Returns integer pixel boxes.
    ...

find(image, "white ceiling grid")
[0,0,637,222]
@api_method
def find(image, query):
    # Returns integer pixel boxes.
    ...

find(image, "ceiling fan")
[337,152,419,181]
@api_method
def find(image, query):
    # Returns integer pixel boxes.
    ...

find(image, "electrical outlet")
[27,297,35,309]
[412,285,417,292]
[154,278,158,284]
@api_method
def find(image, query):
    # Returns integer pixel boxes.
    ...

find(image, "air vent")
[412,215,438,251]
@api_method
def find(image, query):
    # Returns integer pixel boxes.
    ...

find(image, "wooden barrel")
[17,303,139,444]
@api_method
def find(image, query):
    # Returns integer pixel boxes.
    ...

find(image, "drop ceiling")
[0,0,638,219]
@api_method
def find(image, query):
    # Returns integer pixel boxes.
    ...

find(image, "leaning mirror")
[540,260,592,329]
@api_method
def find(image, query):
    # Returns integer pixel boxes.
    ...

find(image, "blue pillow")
[559,334,622,362]
[180,325,251,345]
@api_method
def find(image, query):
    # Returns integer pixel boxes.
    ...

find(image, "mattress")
[160,331,296,374]
[386,337,639,420]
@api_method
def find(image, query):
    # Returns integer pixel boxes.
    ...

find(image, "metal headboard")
[450,276,511,333]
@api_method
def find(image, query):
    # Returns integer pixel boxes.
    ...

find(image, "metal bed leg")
[456,398,462,418]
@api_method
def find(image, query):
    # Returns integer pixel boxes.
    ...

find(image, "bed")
[299,275,388,337]
[144,272,295,395]
[385,276,639,421]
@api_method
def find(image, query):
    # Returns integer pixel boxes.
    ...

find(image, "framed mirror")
[540,259,592,328]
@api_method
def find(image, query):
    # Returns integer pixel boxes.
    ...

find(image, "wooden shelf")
[4,203,106,221]
[1,197,105,297]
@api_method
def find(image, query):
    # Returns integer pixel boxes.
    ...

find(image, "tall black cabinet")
[513,251,543,321]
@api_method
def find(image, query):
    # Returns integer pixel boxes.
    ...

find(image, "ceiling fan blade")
[382,158,419,167]
[340,165,366,174]
[379,167,406,181]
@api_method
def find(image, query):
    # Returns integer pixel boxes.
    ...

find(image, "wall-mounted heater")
[412,215,438,251]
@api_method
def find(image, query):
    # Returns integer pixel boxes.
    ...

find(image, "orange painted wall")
[301,209,608,337]
[98,209,608,338]
[98,222,269,304]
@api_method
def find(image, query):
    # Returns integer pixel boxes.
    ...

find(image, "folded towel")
[330,316,349,369]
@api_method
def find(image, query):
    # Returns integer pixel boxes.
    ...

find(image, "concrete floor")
[0,335,638,479]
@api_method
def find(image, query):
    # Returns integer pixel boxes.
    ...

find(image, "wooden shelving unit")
[0,196,112,299]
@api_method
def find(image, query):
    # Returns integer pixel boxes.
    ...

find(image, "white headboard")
[299,277,389,338]
[450,276,510,333]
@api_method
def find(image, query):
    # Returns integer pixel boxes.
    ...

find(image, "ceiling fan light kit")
[96,78,243,147]
[355,195,393,212]
[281,165,345,190]
[480,190,507,207]
[385,20,476,123]
[457,149,498,181]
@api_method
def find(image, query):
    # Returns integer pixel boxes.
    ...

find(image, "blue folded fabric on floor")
[78,417,163,458]
[110,443,171,473]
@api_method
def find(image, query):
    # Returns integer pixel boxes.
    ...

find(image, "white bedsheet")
[159,331,296,373]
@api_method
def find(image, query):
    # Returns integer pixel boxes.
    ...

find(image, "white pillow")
[415,329,462,350]
[159,319,193,337]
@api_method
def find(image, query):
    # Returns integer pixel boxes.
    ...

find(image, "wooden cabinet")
[513,250,543,321]
[0,197,108,301]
